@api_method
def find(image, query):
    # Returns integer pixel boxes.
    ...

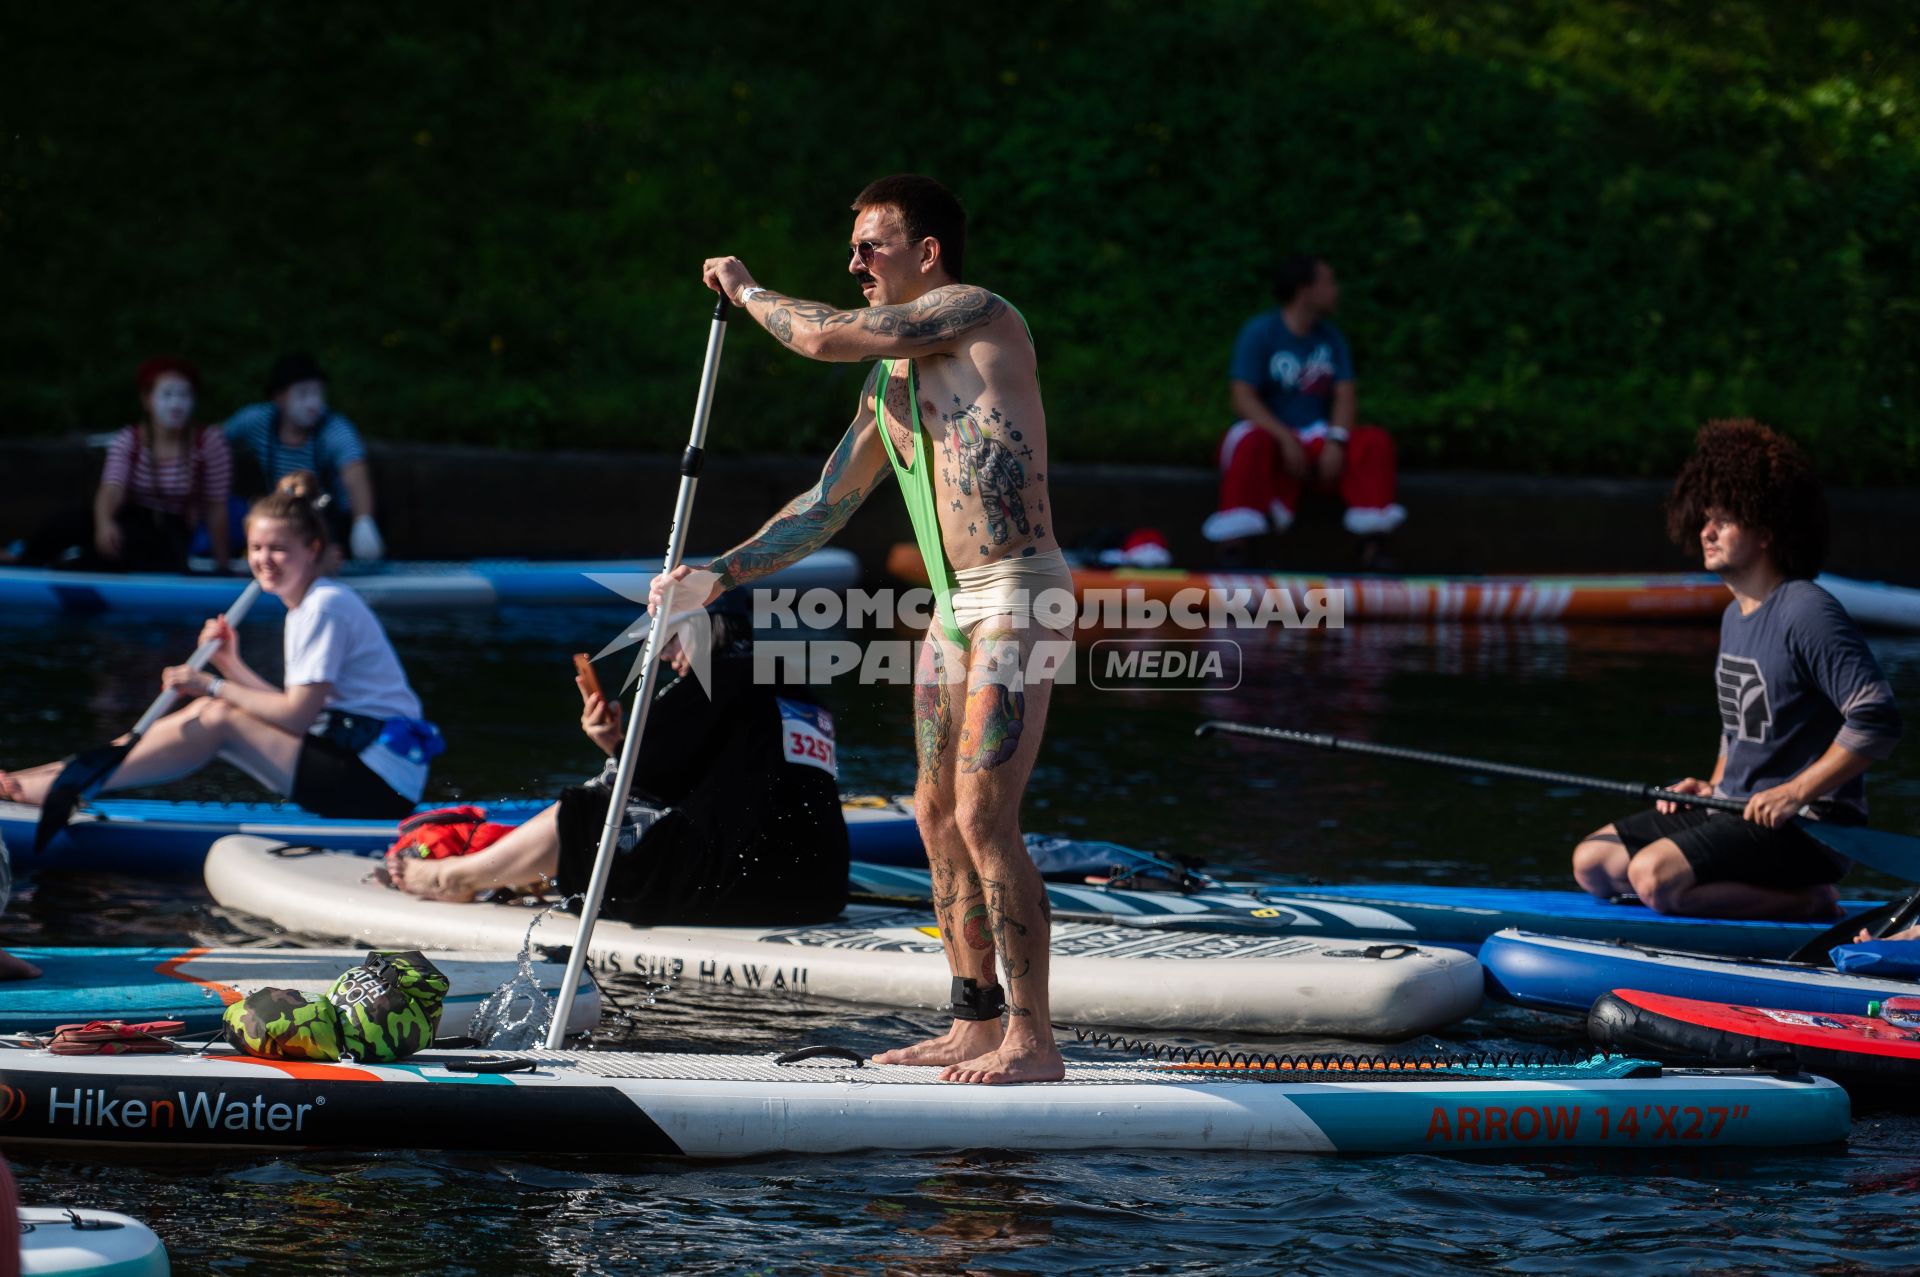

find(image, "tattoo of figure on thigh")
[959,631,1025,773]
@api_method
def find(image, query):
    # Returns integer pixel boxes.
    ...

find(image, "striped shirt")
[223,403,367,502]
[99,425,232,518]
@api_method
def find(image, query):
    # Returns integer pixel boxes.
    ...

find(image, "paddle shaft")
[546,296,730,1048]
[1197,723,1920,884]
[1197,722,1766,813]
[128,581,265,737]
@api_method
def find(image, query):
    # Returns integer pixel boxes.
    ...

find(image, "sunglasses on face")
[848,237,922,266]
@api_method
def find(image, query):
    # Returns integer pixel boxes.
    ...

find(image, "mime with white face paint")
[223,352,386,561]
[3,356,233,572]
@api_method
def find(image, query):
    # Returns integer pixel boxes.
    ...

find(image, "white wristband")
[207,677,226,700]
[739,286,767,307]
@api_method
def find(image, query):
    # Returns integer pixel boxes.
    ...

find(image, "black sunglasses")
[848,237,923,266]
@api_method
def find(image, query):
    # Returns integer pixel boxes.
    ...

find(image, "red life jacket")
[387,806,516,860]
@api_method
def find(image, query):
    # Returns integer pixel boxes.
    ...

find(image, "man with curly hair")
[1571,419,1902,918]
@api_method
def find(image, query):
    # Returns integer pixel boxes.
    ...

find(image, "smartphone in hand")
[572,653,603,700]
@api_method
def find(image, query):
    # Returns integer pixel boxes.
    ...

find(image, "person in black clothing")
[384,603,848,925]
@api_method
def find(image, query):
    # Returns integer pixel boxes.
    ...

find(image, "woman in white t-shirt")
[0,489,439,818]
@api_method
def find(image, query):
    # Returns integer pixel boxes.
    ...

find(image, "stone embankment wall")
[5,439,1914,584]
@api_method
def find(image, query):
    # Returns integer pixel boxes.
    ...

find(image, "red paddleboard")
[1590,988,1920,1096]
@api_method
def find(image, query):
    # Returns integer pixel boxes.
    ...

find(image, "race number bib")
[777,698,837,777]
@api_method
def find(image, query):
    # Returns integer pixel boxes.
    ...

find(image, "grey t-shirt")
[1714,579,1902,818]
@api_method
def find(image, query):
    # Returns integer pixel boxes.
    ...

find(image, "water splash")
[470,893,585,1049]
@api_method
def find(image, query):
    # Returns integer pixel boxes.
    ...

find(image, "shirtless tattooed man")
[650,174,1072,1084]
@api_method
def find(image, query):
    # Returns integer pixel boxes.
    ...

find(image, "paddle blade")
[30,742,133,854]
[1799,820,1920,884]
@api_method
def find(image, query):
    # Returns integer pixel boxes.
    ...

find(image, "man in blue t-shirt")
[224,353,386,560]
[1203,254,1404,564]
[1571,420,1902,919]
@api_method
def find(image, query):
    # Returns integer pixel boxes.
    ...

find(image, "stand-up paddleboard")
[18,1206,169,1276]
[204,837,1485,1037]
[0,947,600,1037]
[1226,883,1882,958]
[1589,989,1920,1096]
[0,1044,1849,1158]
[847,860,1431,934]
[888,544,1920,630]
[875,839,1885,956]
[0,548,859,616]
[2,795,922,876]
[1482,930,1917,1016]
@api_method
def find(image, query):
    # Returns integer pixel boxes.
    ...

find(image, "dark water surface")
[3,606,1919,1274]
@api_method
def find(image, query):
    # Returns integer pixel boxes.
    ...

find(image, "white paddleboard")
[19,1206,169,1276]
[204,836,1484,1037]
[0,1046,1850,1159]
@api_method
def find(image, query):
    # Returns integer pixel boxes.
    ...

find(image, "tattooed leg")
[913,635,952,783]
[958,629,1025,772]
[873,630,1002,1067]
[941,613,1068,1085]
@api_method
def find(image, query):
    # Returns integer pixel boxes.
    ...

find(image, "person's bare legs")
[1627,840,1841,919]
[873,631,1007,1066]
[941,619,1067,1085]
[0,950,41,980]
[0,762,75,806]
[1572,825,1633,898]
[387,803,563,902]
[2,699,300,805]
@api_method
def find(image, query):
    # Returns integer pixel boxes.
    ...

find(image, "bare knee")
[1627,843,1694,913]
[953,796,1019,859]
[1571,827,1625,889]
[914,785,954,843]
[193,697,239,734]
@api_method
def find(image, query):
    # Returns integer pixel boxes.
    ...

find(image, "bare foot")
[384,853,477,903]
[872,1017,1005,1067]
[941,1034,1066,1085]
[0,948,43,980]
[0,764,63,806]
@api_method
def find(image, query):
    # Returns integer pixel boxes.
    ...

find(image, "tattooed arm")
[704,368,893,590]
[739,283,1006,361]
[703,254,1006,361]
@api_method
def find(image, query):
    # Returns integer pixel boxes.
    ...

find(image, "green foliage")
[3,1,1916,480]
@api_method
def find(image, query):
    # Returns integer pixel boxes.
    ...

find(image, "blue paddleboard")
[3,794,924,876]
[0,549,859,616]
[1480,928,1918,1016]
[0,945,599,1036]
[1272,883,1882,959]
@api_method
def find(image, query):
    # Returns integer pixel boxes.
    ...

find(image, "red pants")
[1204,421,1405,540]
